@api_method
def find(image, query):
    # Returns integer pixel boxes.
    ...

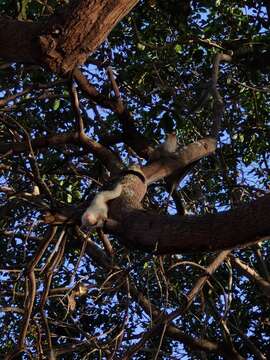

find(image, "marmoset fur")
[81,183,122,227]
[149,133,178,161]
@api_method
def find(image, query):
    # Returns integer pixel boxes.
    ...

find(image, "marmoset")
[81,183,122,227]
[149,133,178,161]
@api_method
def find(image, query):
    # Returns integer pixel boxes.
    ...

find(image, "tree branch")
[0,0,139,74]
[230,255,270,297]
[110,193,270,254]
[0,131,122,174]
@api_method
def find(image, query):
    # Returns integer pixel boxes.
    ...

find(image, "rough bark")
[107,193,270,254]
[0,0,139,74]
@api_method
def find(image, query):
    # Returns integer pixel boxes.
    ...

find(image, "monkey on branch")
[149,133,178,161]
[81,133,178,228]
[81,183,123,228]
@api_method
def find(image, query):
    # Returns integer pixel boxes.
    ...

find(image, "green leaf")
[174,44,182,54]
[18,0,30,20]
[53,99,61,110]
[239,134,244,143]
[137,43,145,51]
[143,262,149,269]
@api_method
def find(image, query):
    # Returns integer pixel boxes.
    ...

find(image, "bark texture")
[45,187,270,254]
[0,0,139,74]
[114,193,270,253]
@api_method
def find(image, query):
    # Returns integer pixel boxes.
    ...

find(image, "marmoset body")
[149,133,178,161]
[81,183,122,227]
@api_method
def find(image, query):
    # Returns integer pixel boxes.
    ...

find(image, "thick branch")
[0,131,122,174]
[0,132,77,154]
[112,194,270,254]
[0,0,139,74]
[144,137,216,184]
[41,152,269,254]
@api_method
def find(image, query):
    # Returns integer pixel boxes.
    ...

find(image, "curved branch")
[74,69,153,158]
[0,131,122,174]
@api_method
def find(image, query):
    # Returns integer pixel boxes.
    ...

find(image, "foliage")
[0,0,269,359]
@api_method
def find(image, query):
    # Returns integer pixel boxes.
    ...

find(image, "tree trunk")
[0,0,139,74]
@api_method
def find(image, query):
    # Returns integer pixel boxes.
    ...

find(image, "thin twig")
[6,227,58,358]
[69,79,85,135]
[123,250,232,359]
[210,53,232,138]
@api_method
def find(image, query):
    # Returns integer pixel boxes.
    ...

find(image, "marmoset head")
[81,211,98,227]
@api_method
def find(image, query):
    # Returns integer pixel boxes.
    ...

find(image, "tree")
[0,0,269,358]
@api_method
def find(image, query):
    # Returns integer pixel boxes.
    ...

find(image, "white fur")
[81,183,122,227]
